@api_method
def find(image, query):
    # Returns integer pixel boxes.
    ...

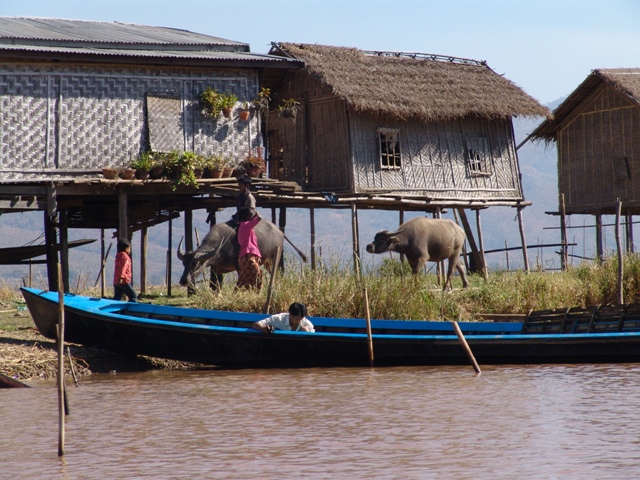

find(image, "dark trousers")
[114,283,138,302]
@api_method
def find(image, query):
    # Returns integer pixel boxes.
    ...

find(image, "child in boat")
[251,302,315,333]
[113,238,137,302]
[236,208,263,289]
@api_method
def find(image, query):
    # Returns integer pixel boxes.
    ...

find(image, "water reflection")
[2,364,640,479]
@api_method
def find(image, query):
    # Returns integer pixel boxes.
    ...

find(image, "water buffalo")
[365,217,470,290]
[178,220,307,289]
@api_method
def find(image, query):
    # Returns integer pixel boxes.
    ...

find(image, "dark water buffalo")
[365,217,469,290]
[178,220,306,289]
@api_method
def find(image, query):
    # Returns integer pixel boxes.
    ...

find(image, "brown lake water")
[1,363,639,479]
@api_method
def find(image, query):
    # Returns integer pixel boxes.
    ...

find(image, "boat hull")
[21,287,640,368]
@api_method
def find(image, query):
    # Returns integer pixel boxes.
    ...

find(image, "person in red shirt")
[236,208,262,289]
[113,239,137,302]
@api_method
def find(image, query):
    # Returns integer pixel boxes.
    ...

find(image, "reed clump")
[184,254,640,321]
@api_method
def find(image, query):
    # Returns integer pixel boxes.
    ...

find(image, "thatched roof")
[270,42,550,122]
[531,69,640,141]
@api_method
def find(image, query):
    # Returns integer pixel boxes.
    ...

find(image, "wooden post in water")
[363,288,374,367]
[560,193,568,271]
[452,320,481,375]
[57,264,65,456]
[616,199,624,306]
[263,246,282,314]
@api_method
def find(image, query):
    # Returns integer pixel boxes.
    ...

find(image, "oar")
[452,319,481,375]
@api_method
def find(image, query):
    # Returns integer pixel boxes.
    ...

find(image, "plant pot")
[149,165,165,179]
[119,168,136,180]
[209,168,224,179]
[102,167,118,179]
[222,107,233,119]
[246,165,262,178]
[135,169,150,180]
[239,109,250,121]
[282,108,296,119]
[222,167,234,178]
[194,168,204,179]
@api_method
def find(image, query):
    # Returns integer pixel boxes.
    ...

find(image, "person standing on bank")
[113,239,137,302]
[236,208,263,289]
[252,302,315,333]
[231,174,256,225]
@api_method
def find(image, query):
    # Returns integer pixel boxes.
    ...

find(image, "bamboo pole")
[616,199,624,306]
[560,193,568,271]
[263,246,282,314]
[363,287,374,367]
[452,320,481,375]
[517,207,530,273]
[57,264,65,456]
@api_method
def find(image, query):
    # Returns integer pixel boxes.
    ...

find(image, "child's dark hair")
[237,174,252,187]
[289,302,307,317]
[117,239,131,252]
[237,208,254,222]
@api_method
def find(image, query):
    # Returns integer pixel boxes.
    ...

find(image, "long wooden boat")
[20,287,640,368]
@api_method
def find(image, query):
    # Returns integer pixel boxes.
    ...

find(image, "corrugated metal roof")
[0,43,297,64]
[0,17,248,50]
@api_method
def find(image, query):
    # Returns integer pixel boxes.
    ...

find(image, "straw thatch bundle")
[272,42,550,122]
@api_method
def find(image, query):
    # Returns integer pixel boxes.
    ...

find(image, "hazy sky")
[3,0,640,105]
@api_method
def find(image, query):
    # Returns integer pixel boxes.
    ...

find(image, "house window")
[466,136,493,176]
[613,156,630,181]
[377,128,401,169]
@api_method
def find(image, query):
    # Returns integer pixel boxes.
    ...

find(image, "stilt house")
[531,68,640,215]
[0,17,299,290]
[265,43,550,209]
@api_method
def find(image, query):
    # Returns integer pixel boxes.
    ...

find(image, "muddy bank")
[0,311,201,381]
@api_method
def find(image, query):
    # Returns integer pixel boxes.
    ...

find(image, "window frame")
[377,127,402,170]
[465,136,493,177]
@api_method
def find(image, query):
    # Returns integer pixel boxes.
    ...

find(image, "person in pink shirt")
[113,239,137,302]
[236,208,263,289]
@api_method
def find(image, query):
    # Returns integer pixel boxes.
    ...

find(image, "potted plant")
[222,157,236,178]
[203,153,226,178]
[200,86,221,119]
[131,151,154,180]
[252,87,271,113]
[278,98,300,119]
[102,166,118,179]
[219,91,238,119]
[239,148,266,177]
[239,101,251,121]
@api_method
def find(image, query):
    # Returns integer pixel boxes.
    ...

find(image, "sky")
[3,0,640,106]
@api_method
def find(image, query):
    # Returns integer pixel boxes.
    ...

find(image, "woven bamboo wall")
[558,84,640,213]
[0,64,259,180]
[349,115,522,200]
[269,71,351,189]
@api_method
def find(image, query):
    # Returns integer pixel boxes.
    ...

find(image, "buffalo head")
[365,230,400,254]
[177,237,213,287]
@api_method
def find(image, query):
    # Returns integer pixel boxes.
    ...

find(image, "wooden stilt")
[310,208,316,270]
[517,207,530,273]
[140,227,148,295]
[457,208,482,274]
[167,218,172,297]
[616,199,624,306]
[475,209,488,280]
[596,214,604,263]
[60,210,69,292]
[350,203,360,278]
[560,193,568,271]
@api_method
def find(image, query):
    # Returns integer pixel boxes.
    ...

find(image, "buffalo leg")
[209,267,224,291]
